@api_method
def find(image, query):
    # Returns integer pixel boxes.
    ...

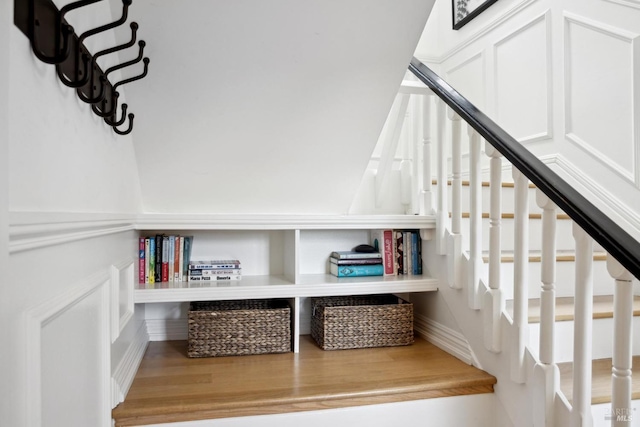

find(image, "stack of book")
[329,251,383,277]
[139,235,194,284]
[188,260,242,282]
[370,229,422,276]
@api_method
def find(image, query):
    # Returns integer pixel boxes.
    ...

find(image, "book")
[168,236,175,282]
[174,235,181,282]
[370,229,395,275]
[411,231,422,275]
[144,238,150,283]
[182,236,193,281]
[162,236,169,282]
[330,263,384,277]
[178,236,185,282]
[394,231,404,275]
[403,231,411,276]
[188,268,242,276]
[148,237,156,284]
[329,257,382,265]
[189,260,241,269]
[188,274,242,281]
[138,238,145,284]
[330,250,382,260]
[154,234,163,283]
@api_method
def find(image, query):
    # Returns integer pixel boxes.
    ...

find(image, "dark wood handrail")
[409,57,640,281]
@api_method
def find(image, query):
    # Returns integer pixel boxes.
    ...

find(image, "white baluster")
[468,126,482,309]
[447,111,462,289]
[410,94,421,215]
[571,224,594,427]
[421,94,433,215]
[400,97,412,213]
[436,99,448,255]
[511,167,529,383]
[483,145,503,351]
[532,190,560,427]
[607,257,634,427]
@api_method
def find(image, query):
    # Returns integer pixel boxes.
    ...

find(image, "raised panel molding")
[111,322,149,408]
[26,271,111,427]
[604,0,640,10]
[493,10,552,144]
[564,12,640,187]
[110,259,135,343]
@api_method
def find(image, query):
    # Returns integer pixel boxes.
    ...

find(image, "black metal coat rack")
[14,0,150,136]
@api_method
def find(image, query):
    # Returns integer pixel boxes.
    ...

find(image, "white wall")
[414,0,640,240]
[6,2,145,425]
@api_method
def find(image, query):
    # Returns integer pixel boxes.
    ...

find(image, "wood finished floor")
[112,336,496,426]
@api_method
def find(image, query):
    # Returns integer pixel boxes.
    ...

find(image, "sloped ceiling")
[123,0,435,214]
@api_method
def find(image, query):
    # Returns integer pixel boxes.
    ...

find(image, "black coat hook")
[76,22,138,105]
[56,0,132,88]
[104,40,145,79]
[29,0,102,64]
[92,91,119,118]
[112,113,134,136]
[105,103,128,126]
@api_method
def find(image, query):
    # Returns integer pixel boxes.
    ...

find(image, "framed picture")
[452,0,499,30]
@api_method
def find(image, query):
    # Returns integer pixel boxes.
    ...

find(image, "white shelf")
[135,274,437,303]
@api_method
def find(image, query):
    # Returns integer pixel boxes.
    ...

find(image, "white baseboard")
[414,313,474,365]
[111,321,149,408]
[146,318,188,341]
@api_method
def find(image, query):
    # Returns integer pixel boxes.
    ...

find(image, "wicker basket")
[188,299,291,358]
[310,294,414,350]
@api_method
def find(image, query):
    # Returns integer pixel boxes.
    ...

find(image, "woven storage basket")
[310,294,413,350]
[188,299,291,358]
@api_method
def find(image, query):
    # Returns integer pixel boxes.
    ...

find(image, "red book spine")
[138,238,145,284]
[382,230,394,275]
[174,235,181,281]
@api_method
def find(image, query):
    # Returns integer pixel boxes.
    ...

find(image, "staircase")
[364,60,640,426]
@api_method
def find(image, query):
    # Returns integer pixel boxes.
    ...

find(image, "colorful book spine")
[178,236,185,282]
[395,231,404,275]
[188,275,242,281]
[148,237,156,284]
[182,236,193,281]
[168,236,175,282]
[330,251,382,260]
[330,263,384,277]
[162,236,169,282]
[371,229,395,275]
[189,260,241,269]
[329,257,382,265]
[154,234,163,283]
[138,238,145,284]
[144,238,150,283]
[411,232,421,275]
[188,269,242,276]
[173,235,181,282]
[403,231,411,276]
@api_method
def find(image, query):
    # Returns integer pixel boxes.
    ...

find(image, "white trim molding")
[563,12,640,188]
[414,313,474,365]
[603,0,640,9]
[25,271,111,427]
[110,259,135,343]
[111,322,149,408]
[9,212,135,253]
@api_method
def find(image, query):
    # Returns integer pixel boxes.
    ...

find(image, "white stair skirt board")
[111,322,149,408]
[526,316,640,363]
[413,313,475,365]
[130,393,501,427]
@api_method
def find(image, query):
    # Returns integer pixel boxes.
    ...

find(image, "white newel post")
[436,99,448,255]
[607,257,634,427]
[483,144,503,351]
[532,190,560,427]
[468,127,482,310]
[447,111,463,289]
[421,95,433,215]
[572,224,594,427]
[511,167,529,383]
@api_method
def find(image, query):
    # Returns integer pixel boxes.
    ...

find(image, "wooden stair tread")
[456,212,571,220]
[558,356,640,404]
[482,250,607,264]
[506,295,640,323]
[112,336,496,426]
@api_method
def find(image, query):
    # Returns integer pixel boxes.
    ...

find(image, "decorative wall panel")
[564,13,640,186]
[494,11,552,144]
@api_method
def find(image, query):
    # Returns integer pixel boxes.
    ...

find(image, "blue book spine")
[331,263,384,277]
[412,232,419,275]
